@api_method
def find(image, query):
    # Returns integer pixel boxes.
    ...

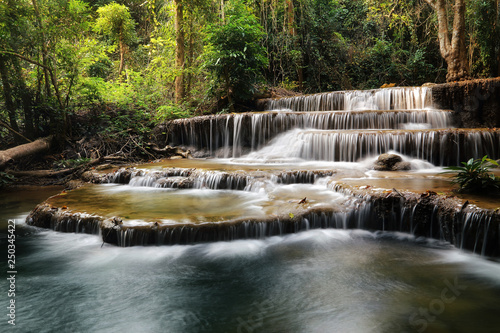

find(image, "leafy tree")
[94,2,137,78]
[1,0,96,139]
[174,0,185,103]
[203,1,268,111]
[467,0,500,77]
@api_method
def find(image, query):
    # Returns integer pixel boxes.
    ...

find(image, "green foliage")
[1,0,499,145]
[467,0,500,77]
[256,0,442,92]
[97,105,152,142]
[155,103,193,122]
[443,156,500,194]
[203,1,268,105]
[94,2,136,45]
[87,57,113,79]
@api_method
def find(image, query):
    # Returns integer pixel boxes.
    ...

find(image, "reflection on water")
[47,185,269,224]
[0,186,63,232]
[2,187,500,332]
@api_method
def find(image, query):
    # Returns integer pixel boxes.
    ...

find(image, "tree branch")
[0,50,50,70]
[0,50,64,109]
[0,119,32,143]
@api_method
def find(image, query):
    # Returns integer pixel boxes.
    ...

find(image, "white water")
[267,87,433,111]
[167,87,498,163]
[9,216,500,333]
[237,127,499,165]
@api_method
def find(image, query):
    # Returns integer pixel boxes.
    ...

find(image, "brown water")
[338,170,500,209]
[45,183,347,225]
[0,185,63,232]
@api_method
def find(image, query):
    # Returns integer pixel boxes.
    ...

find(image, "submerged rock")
[374,153,411,171]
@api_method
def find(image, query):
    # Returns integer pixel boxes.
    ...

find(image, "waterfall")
[245,128,500,165]
[26,85,500,257]
[167,109,453,157]
[267,87,433,111]
[103,168,338,190]
[96,199,499,257]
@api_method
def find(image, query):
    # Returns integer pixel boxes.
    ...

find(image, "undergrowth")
[443,155,500,194]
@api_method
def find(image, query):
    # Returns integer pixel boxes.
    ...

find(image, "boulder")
[374,153,411,171]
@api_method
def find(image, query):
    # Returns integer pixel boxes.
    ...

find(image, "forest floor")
[1,85,303,189]
[1,108,188,188]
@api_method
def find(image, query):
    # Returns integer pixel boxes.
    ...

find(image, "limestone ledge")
[26,185,500,258]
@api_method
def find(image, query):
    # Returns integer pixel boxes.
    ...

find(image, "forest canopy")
[0,0,499,144]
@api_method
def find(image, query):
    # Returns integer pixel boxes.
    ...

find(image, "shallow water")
[44,182,347,226]
[0,186,63,232]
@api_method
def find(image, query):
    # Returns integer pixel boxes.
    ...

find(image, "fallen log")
[0,135,53,169]
[4,155,126,179]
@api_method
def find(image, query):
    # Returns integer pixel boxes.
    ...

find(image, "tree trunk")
[31,0,52,100]
[425,0,468,82]
[287,0,303,91]
[11,56,35,138]
[0,56,21,140]
[118,39,125,78]
[496,0,500,76]
[0,136,52,169]
[224,68,234,112]
[174,0,185,104]
[448,0,468,81]
[221,0,225,23]
[186,17,194,100]
[5,0,35,138]
[31,0,66,137]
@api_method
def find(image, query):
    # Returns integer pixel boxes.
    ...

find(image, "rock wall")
[431,78,500,128]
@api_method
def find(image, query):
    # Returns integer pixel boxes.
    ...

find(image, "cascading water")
[166,87,458,158]
[27,86,500,256]
[266,86,433,111]
[242,128,499,165]
[15,85,500,333]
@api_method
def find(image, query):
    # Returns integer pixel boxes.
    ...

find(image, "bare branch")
[0,50,50,70]
[0,119,32,143]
